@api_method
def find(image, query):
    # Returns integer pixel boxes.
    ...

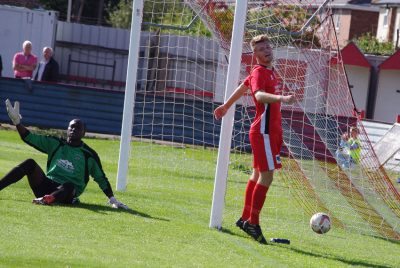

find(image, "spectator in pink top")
[13,40,38,79]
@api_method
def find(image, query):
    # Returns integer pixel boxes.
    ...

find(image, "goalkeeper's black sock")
[0,159,36,191]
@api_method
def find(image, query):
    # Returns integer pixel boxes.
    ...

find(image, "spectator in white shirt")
[34,47,59,82]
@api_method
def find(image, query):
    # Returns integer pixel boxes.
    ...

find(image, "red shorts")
[249,132,282,171]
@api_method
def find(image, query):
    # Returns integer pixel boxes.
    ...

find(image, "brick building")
[321,0,380,47]
[373,0,400,48]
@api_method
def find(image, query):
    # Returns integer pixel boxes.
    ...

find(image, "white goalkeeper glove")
[5,99,22,125]
[108,196,129,210]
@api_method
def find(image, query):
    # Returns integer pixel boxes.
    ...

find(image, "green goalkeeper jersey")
[23,132,113,197]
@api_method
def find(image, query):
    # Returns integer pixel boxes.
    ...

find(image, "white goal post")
[116,0,144,191]
[209,0,249,229]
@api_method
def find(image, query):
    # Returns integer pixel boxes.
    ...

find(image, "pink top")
[13,52,38,78]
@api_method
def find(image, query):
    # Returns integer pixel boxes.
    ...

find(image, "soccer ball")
[310,212,331,234]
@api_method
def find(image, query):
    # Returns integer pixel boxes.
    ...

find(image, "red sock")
[241,180,256,220]
[249,184,269,225]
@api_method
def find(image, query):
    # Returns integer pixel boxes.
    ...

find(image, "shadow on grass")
[0,196,170,222]
[0,196,163,221]
[276,244,392,268]
[62,202,170,222]
[220,227,392,268]
[220,227,248,239]
[367,234,400,245]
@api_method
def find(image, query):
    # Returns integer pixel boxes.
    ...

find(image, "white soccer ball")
[310,212,331,234]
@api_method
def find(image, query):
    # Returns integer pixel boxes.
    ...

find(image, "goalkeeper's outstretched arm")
[5,99,29,139]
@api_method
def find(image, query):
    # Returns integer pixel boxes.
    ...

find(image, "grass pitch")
[0,129,399,267]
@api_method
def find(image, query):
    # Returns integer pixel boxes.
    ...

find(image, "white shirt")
[36,60,48,81]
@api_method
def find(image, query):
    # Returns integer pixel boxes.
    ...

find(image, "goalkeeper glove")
[108,196,129,210]
[5,99,22,125]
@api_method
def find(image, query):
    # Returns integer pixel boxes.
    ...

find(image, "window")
[383,9,388,28]
[334,10,341,30]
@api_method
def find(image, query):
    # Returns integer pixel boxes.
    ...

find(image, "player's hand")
[281,95,296,105]
[5,99,22,125]
[214,104,228,120]
[108,196,129,210]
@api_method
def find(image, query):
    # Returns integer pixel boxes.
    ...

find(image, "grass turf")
[0,129,399,267]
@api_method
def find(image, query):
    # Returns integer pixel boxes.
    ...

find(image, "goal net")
[374,123,400,189]
[118,0,400,242]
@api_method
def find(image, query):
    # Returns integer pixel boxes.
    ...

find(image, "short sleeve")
[250,68,267,94]
[251,68,276,94]
[243,75,250,87]
[13,53,19,65]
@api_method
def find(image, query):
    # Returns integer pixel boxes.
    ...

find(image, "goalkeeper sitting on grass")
[0,99,128,209]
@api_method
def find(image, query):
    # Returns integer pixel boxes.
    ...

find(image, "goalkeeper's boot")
[235,217,245,231]
[243,221,267,244]
[32,195,55,205]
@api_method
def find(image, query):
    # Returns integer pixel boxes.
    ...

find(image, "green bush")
[107,0,211,36]
[353,33,394,56]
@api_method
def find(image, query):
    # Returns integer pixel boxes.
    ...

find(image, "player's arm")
[16,124,29,139]
[250,68,295,105]
[5,99,60,153]
[214,82,249,120]
[89,155,129,210]
[254,91,295,104]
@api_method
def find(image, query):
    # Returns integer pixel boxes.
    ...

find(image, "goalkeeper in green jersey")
[0,99,128,209]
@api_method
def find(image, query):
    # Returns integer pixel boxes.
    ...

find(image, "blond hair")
[250,34,270,51]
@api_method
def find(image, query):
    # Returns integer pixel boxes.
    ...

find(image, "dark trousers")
[0,159,76,203]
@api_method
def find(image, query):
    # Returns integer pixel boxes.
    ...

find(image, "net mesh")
[128,0,400,240]
[373,123,400,192]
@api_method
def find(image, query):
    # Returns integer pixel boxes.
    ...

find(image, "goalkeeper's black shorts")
[32,177,75,204]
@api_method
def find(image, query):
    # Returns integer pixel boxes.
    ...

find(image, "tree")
[38,0,119,24]
[107,0,210,36]
[107,0,132,28]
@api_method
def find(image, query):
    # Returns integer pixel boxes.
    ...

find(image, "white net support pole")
[116,0,144,191]
[209,0,248,229]
[67,0,72,23]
